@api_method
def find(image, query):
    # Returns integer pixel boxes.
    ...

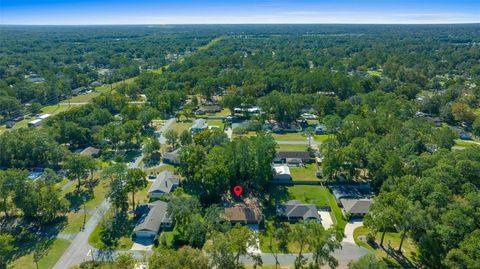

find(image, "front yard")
[287,185,329,207]
[353,226,418,266]
[10,239,71,269]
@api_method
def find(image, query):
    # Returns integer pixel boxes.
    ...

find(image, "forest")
[0,24,479,269]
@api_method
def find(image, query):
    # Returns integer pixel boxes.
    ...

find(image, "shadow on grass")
[3,217,65,262]
[65,189,94,211]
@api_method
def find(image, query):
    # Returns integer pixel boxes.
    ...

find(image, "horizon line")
[2,22,480,26]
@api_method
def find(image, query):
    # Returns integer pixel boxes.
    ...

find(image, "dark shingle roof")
[340,199,373,215]
[276,151,310,160]
[134,201,171,233]
[277,200,320,221]
[224,206,262,224]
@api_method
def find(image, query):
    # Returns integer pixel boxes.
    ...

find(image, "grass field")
[289,164,319,181]
[314,134,334,143]
[353,226,418,262]
[61,212,92,234]
[276,144,309,152]
[259,221,304,254]
[325,188,347,237]
[170,121,192,134]
[10,239,70,269]
[206,119,225,130]
[287,185,329,207]
[367,70,383,76]
[454,139,480,148]
[129,181,153,209]
[272,133,306,142]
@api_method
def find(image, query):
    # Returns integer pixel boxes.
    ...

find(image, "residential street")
[157,118,176,144]
[53,199,111,269]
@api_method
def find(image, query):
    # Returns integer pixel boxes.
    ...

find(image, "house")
[148,171,179,198]
[224,206,262,225]
[28,119,43,128]
[286,158,303,167]
[72,87,88,95]
[275,151,311,165]
[276,200,321,223]
[79,147,101,158]
[191,118,208,133]
[195,105,221,115]
[163,148,181,165]
[330,184,373,205]
[90,81,102,87]
[5,121,15,129]
[301,113,317,120]
[315,124,327,135]
[340,199,373,218]
[272,165,292,181]
[133,201,172,239]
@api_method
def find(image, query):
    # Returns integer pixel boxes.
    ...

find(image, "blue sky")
[1,0,479,25]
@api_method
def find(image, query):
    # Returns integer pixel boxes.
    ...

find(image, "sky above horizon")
[1,0,479,25]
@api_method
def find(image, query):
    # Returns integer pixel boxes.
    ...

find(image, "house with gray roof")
[340,198,373,219]
[163,148,181,165]
[148,171,179,198]
[133,201,172,239]
[276,200,321,223]
[191,118,208,133]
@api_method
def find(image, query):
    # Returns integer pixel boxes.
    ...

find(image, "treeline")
[0,25,216,117]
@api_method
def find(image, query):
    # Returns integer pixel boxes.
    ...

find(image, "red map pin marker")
[233,186,243,197]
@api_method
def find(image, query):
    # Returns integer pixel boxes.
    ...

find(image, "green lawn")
[287,185,329,207]
[313,134,334,142]
[259,221,304,254]
[367,70,383,76]
[276,144,309,152]
[10,239,70,269]
[206,119,225,130]
[289,164,319,182]
[170,121,192,134]
[89,220,134,251]
[454,139,480,148]
[205,108,230,117]
[61,212,92,234]
[130,181,153,208]
[353,226,418,263]
[474,107,480,116]
[325,188,347,238]
[272,133,306,142]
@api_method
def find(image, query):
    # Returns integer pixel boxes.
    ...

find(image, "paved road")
[240,242,369,268]
[53,199,111,269]
[54,150,145,269]
[276,140,323,145]
[157,118,176,144]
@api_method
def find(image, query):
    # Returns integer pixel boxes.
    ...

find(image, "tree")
[164,129,179,149]
[64,153,95,191]
[125,168,147,211]
[348,254,388,269]
[115,253,136,269]
[0,234,15,269]
[167,196,202,234]
[208,225,261,269]
[101,122,124,152]
[292,222,310,268]
[451,102,476,124]
[138,106,158,128]
[364,192,409,247]
[306,222,341,269]
[303,127,315,147]
[179,129,193,146]
[149,247,209,269]
[143,137,161,159]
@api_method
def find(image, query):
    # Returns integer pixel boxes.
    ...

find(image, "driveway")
[318,210,334,229]
[247,224,261,255]
[343,220,364,244]
[131,238,154,251]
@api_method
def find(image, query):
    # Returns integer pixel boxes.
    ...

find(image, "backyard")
[289,164,320,182]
